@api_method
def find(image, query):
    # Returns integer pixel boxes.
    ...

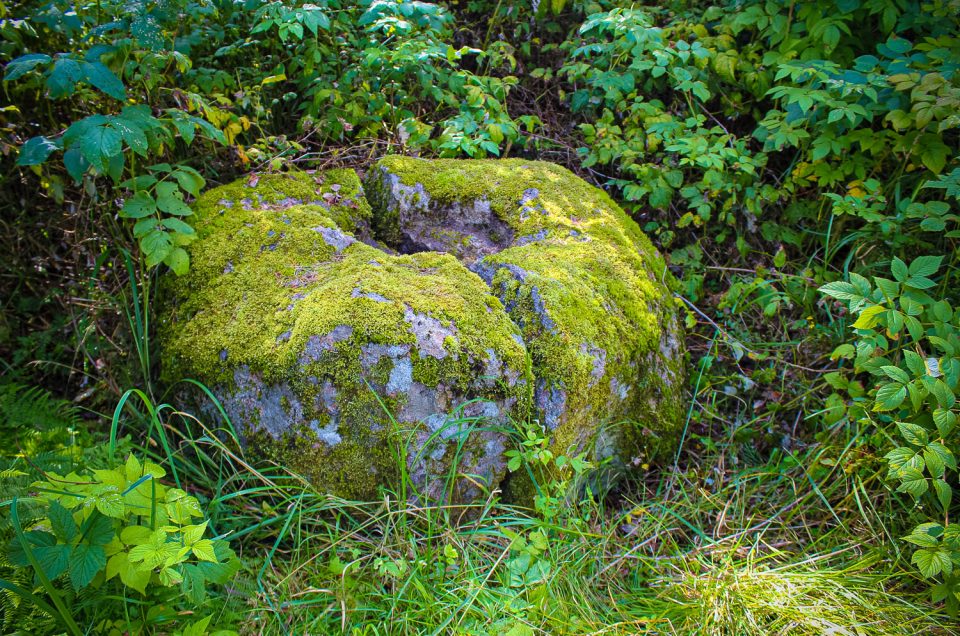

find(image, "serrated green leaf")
[881,365,910,383]
[192,539,218,562]
[121,193,157,219]
[82,511,116,546]
[46,57,84,99]
[165,247,190,275]
[854,305,886,330]
[904,315,924,341]
[912,547,951,578]
[924,445,945,478]
[907,276,936,289]
[933,409,957,438]
[63,148,89,182]
[173,168,205,197]
[884,446,923,476]
[34,544,71,580]
[69,544,106,588]
[891,257,908,282]
[903,531,939,547]
[4,53,52,81]
[110,118,148,156]
[156,182,192,216]
[48,501,77,542]
[904,351,925,377]
[897,466,928,497]
[160,217,195,235]
[95,492,125,518]
[181,522,207,548]
[17,136,58,166]
[909,255,943,278]
[134,218,160,237]
[933,479,953,510]
[898,421,929,446]
[106,551,151,594]
[82,61,126,100]
[819,281,859,302]
[79,124,122,173]
[875,383,906,411]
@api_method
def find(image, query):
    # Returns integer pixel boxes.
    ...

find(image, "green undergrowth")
[45,383,943,636]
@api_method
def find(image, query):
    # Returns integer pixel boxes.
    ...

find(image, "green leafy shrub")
[820,255,960,613]
[3,453,240,634]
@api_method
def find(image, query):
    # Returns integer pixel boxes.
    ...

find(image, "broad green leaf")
[121,193,157,219]
[111,118,148,156]
[47,57,84,99]
[182,521,208,546]
[17,136,58,166]
[6,531,56,567]
[79,125,122,173]
[134,218,160,237]
[48,501,77,542]
[891,257,908,282]
[82,61,126,100]
[924,445,945,478]
[173,168,205,197]
[63,148,90,182]
[4,53,52,81]
[128,529,176,569]
[163,247,190,276]
[142,230,173,266]
[192,539,218,562]
[880,365,910,383]
[121,175,158,190]
[94,491,125,518]
[904,351,926,377]
[82,511,116,546]
[160,218,195,236]
[933,409,957,438]
[874,383,906,411]
[906,275,936,289]
[69,544,106,588]
[933,479,953,510]
[106,551,150,594]
[120,525,154,546]
[166,489,203,523]
[34,544,71,580]
[909,255,943,278]
[912,547,951,578]
[819,281,859,301]
[897,466,928,497]
[902,531,939,547]
[898,421,929,446]
[853,305,885,330]
[156,182,193,216]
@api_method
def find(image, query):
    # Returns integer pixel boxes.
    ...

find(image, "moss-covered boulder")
[162,158,684,503]
[365,157,685,488]
[160,170,532,502]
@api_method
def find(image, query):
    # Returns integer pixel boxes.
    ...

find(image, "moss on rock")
[162,159,684,504]
[365,157,686,493]
[161,169,532,502]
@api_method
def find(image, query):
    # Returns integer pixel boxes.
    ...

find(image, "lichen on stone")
[162,158,685,504]
[364,157,686,493]
[161,168,532,502]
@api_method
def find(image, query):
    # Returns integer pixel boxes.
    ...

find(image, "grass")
[111,389,952,636]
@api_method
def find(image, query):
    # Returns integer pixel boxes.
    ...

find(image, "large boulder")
[365,157,685,492]
[161,159,684,503]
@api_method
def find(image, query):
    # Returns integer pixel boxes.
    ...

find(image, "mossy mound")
[162,159,684,503]
[160,170,532,502]
[365,157,685,489]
